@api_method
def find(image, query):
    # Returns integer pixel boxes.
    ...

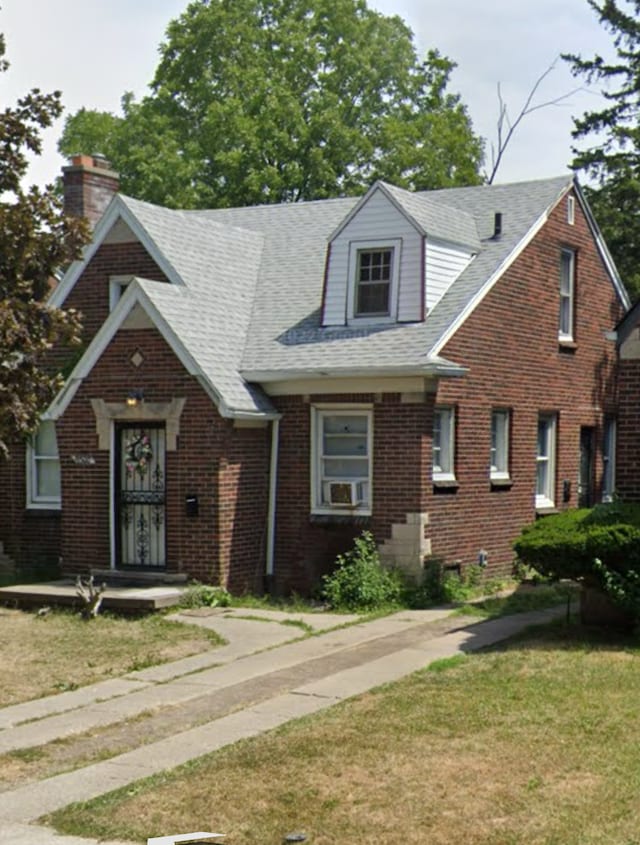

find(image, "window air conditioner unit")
[324,480,362,507]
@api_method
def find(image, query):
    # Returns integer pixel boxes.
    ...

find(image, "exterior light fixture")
[126,388,144,407]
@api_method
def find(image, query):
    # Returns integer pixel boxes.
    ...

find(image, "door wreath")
[124,431,153,477]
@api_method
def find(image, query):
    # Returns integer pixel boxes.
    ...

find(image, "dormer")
[321,182,480,327]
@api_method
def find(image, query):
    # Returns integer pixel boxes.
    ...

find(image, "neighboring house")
[0,158,629,593]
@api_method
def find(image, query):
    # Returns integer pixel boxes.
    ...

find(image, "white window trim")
[433,406,456,482]
[567,195,575,226]
[109,274,135,311]
[559,248,575,342]
[490,409,510,481]
[310,404,373,516]
[26,422,61,510]
[602,417,616,503]
[536,414,557,510]
[347,238,401,325]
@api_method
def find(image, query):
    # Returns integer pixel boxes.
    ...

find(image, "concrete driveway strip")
[0,610,455,754]
[0,606,563,828]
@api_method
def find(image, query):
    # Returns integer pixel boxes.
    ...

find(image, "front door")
[579,427,594,508]
[116,424,166,569]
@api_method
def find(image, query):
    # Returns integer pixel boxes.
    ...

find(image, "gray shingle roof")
[381,182,481,251]
[110,175,587,413]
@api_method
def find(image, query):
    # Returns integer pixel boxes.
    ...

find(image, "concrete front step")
[89,568,189,586]
[0,579,186,613]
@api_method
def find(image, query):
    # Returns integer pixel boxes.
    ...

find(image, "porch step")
[89,569,189,587]
[0,579,186,613]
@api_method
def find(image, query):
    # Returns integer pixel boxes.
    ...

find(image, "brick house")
[0,158,629,593]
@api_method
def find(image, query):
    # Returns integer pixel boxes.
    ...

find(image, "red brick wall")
[0,241,170,576]
[429,189,623,573]
[63,242,169,346]
[615,359,640,500]
[0,449,61,575]
[272,394,431,593]
[56,326,269,592]
[272,189,624,588]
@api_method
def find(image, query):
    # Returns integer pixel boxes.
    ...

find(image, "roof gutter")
[241,360,467,383]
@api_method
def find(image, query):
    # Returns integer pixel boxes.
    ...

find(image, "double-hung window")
[355,248,393,316]
[27,420,61,508]
[312,407,372,512]
[433,407,455,481]
[348,239,401,323]
[559,249,575,341]
[490,409,510,481]
[536,414,557,509]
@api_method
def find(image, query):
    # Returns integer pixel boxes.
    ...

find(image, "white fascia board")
[573,177,631,311]
[46,283,202,420]
[49,196,185,309]
[244,360,467,382]
[327,181,424,243]
[193,375,278,421]
[429,208,552,358]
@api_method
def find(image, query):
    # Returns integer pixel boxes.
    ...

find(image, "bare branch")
[487,59,585,184]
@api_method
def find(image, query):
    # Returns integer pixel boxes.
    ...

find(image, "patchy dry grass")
[0,608,222,707]
[47,622,640,845]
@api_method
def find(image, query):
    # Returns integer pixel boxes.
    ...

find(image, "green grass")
[0,608,224,707]
[46,620,640,845]
[453,583,575,619]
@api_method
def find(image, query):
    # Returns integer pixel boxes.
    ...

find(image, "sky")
[1,0,617,190]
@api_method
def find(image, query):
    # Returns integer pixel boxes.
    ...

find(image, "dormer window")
[355,248,393,316]
[346,238,401,324]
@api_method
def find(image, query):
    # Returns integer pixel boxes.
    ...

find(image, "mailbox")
[185,494,199,517]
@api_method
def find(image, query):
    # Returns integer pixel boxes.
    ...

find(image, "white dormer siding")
[322,188,424,326]
[425,239,475,311]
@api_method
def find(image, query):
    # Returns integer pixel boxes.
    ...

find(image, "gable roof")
[51,173,629,416]
[327,180,481,252]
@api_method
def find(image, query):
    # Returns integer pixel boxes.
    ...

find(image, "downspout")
[265,417,280,593]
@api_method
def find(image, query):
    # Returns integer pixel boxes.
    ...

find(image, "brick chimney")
[62,153,120,229]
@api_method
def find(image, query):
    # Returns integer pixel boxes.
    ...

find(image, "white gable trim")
[49,196,185,309]
[46,281,270,423]
[573,179,631,310]
[328,181,425,243]
[430,187,569,357]
[430,177,630,357]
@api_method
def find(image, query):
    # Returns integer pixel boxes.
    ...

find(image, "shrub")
[321,531,404,611]
[181,582,232,609]
[513,503,640,617]
[514,504,640,583]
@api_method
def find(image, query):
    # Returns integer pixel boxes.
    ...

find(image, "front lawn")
[0,608,223,707]
[48,621,640,845]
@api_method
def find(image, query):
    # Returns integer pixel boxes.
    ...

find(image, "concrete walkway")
[0,604,565,845]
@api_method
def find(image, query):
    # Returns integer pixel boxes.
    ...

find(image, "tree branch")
[487,59,584,184]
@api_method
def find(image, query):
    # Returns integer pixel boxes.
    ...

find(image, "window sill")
[558,339,577,353]
[433,479,459,492]
[26,504,61,515]
[536,505,559,516]
[490,477,513,490]
[310,512,372,526]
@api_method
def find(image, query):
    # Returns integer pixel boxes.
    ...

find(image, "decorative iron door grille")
[116,424,166,568]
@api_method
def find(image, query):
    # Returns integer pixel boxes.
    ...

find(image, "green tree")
[0,33,88,454]
[59,0,484,208]
[565,0,640,301]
